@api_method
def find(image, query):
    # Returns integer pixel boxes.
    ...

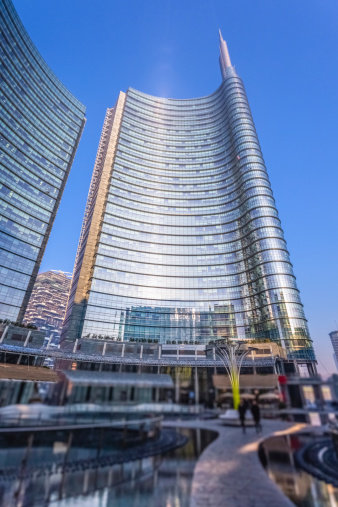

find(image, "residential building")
[23,270,72,345]
[0,0,85,322]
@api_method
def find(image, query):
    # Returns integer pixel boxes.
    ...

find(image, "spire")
[219,29,232,79]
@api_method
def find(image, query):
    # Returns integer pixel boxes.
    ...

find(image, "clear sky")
[12,0,338,374]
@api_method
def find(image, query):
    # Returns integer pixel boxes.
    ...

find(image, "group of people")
[238,399,261,433]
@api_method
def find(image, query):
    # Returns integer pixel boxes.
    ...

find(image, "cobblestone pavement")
[164,418,303,507]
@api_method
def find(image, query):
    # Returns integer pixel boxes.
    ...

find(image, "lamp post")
[211,340,257,410]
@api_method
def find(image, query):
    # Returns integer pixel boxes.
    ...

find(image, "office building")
[62,32,314,362]
[23,270,72,345]
[0,0,86,322]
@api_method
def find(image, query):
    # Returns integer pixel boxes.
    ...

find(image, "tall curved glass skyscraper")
[62,33,314,361]
[0,0,86,322]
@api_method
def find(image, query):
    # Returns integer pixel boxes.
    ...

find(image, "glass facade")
[0,0,86,322]
[23,270,72,345]
[329,330,338,369]
[62,37,314,361]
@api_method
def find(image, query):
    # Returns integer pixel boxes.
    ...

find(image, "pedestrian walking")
[251,400,262,433]
[238,399,247,433]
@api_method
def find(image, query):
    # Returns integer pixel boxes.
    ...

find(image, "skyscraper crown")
[219,29,232,79]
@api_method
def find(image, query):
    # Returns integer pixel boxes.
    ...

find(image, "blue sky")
[13,0,338,373]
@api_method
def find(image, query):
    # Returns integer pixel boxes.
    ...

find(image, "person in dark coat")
[238,399,247,433]
[251,400,261,433]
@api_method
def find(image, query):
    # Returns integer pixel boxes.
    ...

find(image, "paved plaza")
[164,418,303,507]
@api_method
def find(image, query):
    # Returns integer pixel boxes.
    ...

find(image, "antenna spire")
[219,29,232,79]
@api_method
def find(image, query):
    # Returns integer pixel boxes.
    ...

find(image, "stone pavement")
[164,418,303,507]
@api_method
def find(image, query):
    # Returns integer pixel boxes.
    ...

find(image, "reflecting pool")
[0,428,217,506]
[259,432,338,507]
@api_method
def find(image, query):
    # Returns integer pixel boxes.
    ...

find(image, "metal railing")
[0,343,276,368]
[0,409,163,432]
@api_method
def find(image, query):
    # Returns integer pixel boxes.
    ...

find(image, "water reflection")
[0,428,216,507]
[259,432,338,507]
[52,428,216,507]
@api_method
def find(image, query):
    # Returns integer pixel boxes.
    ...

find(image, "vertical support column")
[158,345,161,359]
[64,431,73,464]
[196,428,201,455]
[270,345,277,373]
[59,381,67,406]
[59,431,73,499]
[251,350,256,374]
[121,343,125,358]
[175,368,180,404]
[20,432,34,480]
[195,366,199,406]
[156,366,161,403]
[23,331,32,348]
[140,345,143,359]
[272,360,277,374]
[83,469,89,494]
[0,326,8,344]
[311,361,318,375]
[107,467,113,488]
[279,358,285,375]
[293,360,300,375]
[72,338,78,353]
[313,382,327,424]
[102,341,107,356]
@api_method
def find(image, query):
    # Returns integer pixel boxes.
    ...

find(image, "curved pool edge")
[163,419,304,507]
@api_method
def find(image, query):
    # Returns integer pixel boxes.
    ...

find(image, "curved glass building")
[0,0,86,322]
[62,33,314,361]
